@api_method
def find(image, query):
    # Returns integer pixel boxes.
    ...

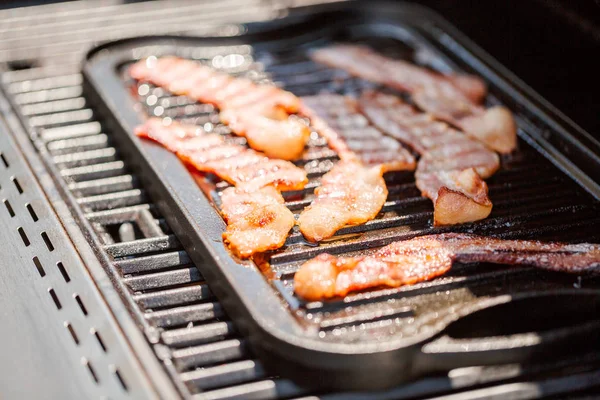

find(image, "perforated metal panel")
[0,115,163,399]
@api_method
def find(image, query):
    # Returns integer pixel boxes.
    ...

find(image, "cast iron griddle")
[82,1,600,391]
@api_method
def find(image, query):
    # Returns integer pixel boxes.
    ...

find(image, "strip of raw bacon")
[135,118,307,191]
[311,45,516,153]
[301,94,416,172]
[297,160,388,242]
[359,91,499,225]
[294,233,600,300]
[129,57,310,160]
[220,186,295,258]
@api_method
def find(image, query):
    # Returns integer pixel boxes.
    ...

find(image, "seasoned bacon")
[294,233,600,300]
[301,94,416,172]
[311,45,516,153]
[298,160,388,242]
[135,118,307,191]
[359,91,499,225]
[220,186,295,258]
[129,57,309,160]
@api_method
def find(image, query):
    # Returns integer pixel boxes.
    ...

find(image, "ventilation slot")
[32,256,45,277]
[41,231,54,251]
[56,262,70,283]
[93,329,107,352]
[0,153,8,168]
[49,288,62,310]
[26,203,38,222]
[83,358,99,384]
[74,294,88,316]
[18,227,30,246]
[113,367,128,391]
[11,177,23,194]
[4,199,15,217]
[6,59,39,71]
[66,322,79,345]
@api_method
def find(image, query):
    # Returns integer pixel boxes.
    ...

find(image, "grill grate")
[2,1,600,399]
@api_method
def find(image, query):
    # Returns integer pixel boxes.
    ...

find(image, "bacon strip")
[135,118,307,258]
[220,186,295,258]
[359,91,499,225]
[298,160,388,242]
[135,118,307,191]
[301,94,416,172]
[129,57,310,160]
[311,45,516,153]
[294,233,600,300]
[296,94,416,242]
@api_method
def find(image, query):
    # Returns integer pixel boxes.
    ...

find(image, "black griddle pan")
[82,1,600,391]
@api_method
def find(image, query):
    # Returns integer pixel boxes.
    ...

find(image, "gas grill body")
[1,1,600,399]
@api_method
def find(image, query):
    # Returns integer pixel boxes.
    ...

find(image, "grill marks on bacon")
[297,95,415,242]
[294,233,600,300]
[135,118,307,258]
[135,118,307,191]
[129,57,310,160]
[301,94,416,172]
[310,44,517,153]
[359,91,499,225]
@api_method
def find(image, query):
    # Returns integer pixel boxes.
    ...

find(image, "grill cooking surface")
[3,1,600,398]
[124,36,600,340]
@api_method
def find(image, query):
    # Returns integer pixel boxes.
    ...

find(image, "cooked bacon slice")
[301,94,416,172]
[220,108,310,161]
[311,44,487,103]
[298,160,388,242]
[220,186,295,258]
[416,168,492,225]
[412,86,517,154]
[294,233,600,300]
[129,57,309,160]
[296,95,414,242]
[311,45,516,153]
[135,118,307,191]
[359,91,499,225]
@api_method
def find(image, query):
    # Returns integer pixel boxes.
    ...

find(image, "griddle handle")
[417,316,600,373]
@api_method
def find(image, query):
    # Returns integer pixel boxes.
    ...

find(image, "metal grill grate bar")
[115,250,192,275]
[162,321,235,348]
[136,284,214,311]
[173,339,248,370]
[123,267,203,292]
